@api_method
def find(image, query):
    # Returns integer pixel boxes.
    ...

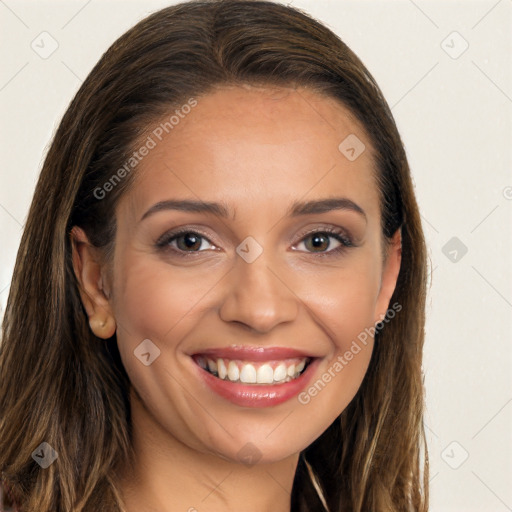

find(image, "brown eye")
[175,232,203,251]
[303,233,334,252]
[294,228,354,257]
[156,230,216,254]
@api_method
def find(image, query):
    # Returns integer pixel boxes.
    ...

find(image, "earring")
[89,316,116,338]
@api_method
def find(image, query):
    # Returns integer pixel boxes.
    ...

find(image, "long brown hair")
[0,1,429,510]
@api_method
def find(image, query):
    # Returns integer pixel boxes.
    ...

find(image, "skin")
[71,84,401,512]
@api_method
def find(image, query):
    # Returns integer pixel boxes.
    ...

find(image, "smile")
[190,346,319,407]
[194,355,310,384]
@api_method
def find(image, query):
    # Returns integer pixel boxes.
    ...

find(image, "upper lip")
[192,345,317,361]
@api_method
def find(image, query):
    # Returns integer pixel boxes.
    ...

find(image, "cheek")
[109,254,218,440]
[112,253,213,344]
[301,256,381,351]
[292,256,380,417]
[110,250,231,406]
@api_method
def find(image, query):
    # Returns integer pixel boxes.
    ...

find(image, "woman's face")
[85,85,401,464]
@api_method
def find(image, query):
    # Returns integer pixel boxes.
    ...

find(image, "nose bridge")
[219,238,298,333]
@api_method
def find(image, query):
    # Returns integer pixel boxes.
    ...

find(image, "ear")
[374,228,402,325]
[70,226,116,339]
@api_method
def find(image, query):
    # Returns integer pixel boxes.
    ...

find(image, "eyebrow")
[140,197,367,222]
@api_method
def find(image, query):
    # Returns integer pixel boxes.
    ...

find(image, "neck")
[116,387,298,512]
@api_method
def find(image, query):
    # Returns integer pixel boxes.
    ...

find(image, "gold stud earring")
[89,316,116,338]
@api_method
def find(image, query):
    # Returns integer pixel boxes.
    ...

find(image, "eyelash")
[155,226,355,259]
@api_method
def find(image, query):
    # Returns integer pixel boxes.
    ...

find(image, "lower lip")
[194,358,319,408]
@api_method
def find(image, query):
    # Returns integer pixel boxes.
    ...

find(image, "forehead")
[120,85,380,223]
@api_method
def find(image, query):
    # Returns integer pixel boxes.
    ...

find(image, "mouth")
[190,346,319,407]
[193,355,311,385]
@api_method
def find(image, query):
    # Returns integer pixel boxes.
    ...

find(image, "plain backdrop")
[1,1,511,510]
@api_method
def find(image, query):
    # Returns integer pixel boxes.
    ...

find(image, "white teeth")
[257,364,274,384]
[274,363,287,382]
[240,364,257,383]
[218,358,227,379]
[227,360,240,381]
[199,356,310,384]
[296,360,306,373]
[207,358,217,373]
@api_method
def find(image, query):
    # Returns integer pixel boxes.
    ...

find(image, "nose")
[219,249,299,334]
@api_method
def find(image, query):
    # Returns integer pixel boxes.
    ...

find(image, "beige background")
[1,0,511,510]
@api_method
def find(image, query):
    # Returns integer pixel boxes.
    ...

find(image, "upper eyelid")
[155,226,215,247]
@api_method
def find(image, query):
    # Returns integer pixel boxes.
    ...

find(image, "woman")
[0,0,429,510]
